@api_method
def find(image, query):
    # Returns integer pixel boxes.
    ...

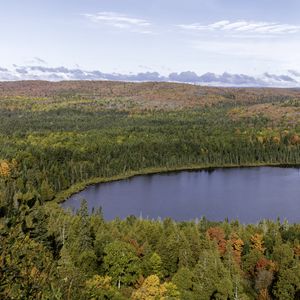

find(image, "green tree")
[145,252,164,279]
[273,268,300,300]
[192,249,233,300]
[272,242,300,299]
[103,241,141,288]
[0,227,60,300]
[57,245,84,300]
[40,179,55,202]
[156,230,180,276]
[172,267,194,300]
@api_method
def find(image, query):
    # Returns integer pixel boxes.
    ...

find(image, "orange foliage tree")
[206,227,227,255]
[230,233,244,265]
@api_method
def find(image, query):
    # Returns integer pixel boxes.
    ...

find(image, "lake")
[62,167,300,223]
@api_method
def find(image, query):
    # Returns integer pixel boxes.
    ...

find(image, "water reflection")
[62,167,300,223]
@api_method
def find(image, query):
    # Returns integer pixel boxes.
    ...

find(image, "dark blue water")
[62,167,300,223]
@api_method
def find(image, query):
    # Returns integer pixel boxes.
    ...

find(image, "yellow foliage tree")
[257,136,265,144]
[257,288,271,300]
[231,233,244,265]
[86,275,112,291]
[0,160,10,178]
[290,134,300,145]
[132,275,180,300]
[294,244,300,257]
[85,275,119,299]
[272,136,280,144]
[251,234,265,253]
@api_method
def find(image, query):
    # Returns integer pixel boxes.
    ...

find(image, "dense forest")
[0,81,300,299]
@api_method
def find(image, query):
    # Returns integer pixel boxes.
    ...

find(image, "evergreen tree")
[192,248,233,300]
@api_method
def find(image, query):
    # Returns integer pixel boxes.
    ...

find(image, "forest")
[0,81,300,299]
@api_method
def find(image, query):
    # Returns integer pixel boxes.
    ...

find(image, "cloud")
[0,67,19,81]
[169,71,200,83]
[15,68,28,74]
[168,71,267,86]
[5,65,167,82]
[32,57,47,64]
[288,70,300,77]
[24,57,47,65]
[178,20,300,35]
[201,72,265,85]
[191,39,300,69]
[83,12,152,33]
[263,73,296,83]
[0,64,300,87]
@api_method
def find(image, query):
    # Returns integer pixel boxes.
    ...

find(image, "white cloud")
[178,20,300,35]
[1,63,299,87]
[83,12,152,33]
[288,70,300,77]
[190,39,300,73]
[24,57,47,65]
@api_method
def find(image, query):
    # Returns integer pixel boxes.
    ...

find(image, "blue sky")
[1,0,300,76]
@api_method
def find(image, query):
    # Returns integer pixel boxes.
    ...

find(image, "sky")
[1,0,300,83]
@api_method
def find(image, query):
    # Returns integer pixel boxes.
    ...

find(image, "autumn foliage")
[206,227,227,255]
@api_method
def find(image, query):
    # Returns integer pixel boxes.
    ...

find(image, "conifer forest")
[1,81,300,299]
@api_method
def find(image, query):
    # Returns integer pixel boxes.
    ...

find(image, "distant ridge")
[1,65,300,88]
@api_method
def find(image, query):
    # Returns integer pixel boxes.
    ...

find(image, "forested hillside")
[0,81,300,299]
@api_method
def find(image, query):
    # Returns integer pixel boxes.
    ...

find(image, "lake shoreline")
[54,162,300,204]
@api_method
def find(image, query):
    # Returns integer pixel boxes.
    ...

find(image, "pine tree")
[192,248,233,300]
